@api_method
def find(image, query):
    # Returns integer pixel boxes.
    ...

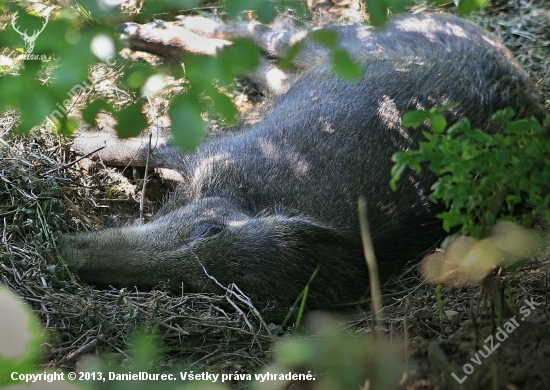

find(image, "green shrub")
[391,106,550,238]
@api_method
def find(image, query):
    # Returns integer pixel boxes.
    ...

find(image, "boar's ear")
[277,216,354,247]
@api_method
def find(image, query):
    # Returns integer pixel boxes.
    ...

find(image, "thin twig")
[139,132,153,224]
[40,145,106,176]
[60,337,99,363]
[197,260,273,340]
[190,346,223,367]
[358,196,385,332]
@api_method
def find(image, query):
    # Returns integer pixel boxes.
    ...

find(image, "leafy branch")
[391,106,550,238]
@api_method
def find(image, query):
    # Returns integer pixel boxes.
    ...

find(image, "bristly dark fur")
[62,13,545,310]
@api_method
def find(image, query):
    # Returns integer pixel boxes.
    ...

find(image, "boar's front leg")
[70,114,184,179]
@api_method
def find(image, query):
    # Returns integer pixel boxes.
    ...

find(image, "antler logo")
[11,11,49,54]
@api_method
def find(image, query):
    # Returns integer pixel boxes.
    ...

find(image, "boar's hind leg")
[118,16,307,94]
[120,16,304,61]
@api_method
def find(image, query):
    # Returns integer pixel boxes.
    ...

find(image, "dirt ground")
[1,0,549,389]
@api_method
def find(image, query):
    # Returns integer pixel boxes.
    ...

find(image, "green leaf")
[75,1,98,24]
[52,27,114,91]
[421,131,437,143]
[491,107,515,125]
[278,0,308,17]
[364,0,409,26]
[331,49,363,80]
[21,91,57,131]
[131,0,201,22]
[364,0,388,27]
[169,94,205,150]
[470,128,493,143]
[186,55,222,85]
[310,29,338,48]
[75,0,124,22]
[505,118,542,135]
[497,149,509,163]
[0,67,60,131]
[430,113,447,133]
[402,110,431,129]
[82,100,110,125]
[438,210,466,232]
[256,0,276,23]
[276,338,315,366]
[225,0,276,22]
[279,41,303,70]
[217,39,261,78]
[390,161,407,183]
[123,64,158,91]
[211,91,238,123]
[457,0,489,14]
[115,104,148,138]
[447,119,471,137]
[129,331,163,371]
[505,120,530,135]
[225,0,255,17]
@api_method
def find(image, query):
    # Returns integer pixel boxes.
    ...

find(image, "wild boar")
[62,12,544,310]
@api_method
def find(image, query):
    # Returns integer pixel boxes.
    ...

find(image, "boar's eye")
[197,224,223,238]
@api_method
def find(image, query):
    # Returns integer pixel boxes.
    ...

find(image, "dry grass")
[471,0,550,110]
[0,127,276,375]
